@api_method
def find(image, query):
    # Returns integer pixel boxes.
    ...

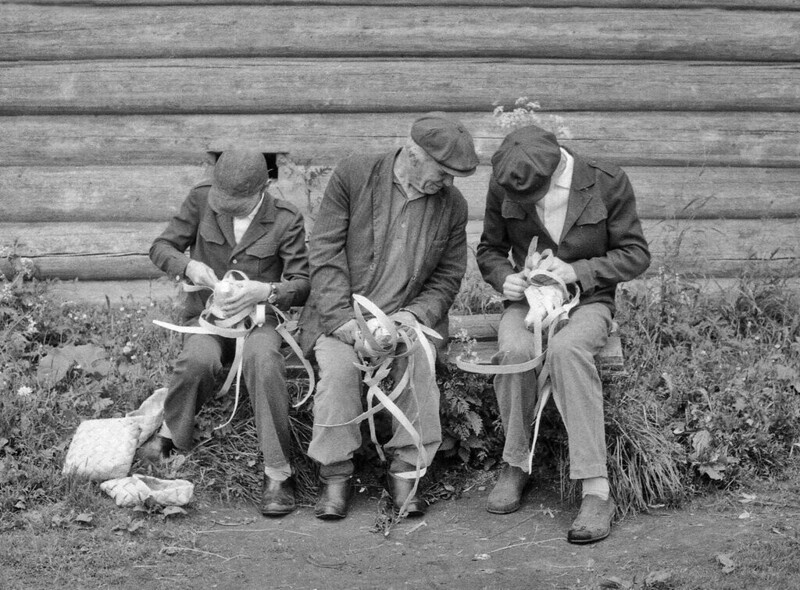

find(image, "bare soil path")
[3,471,797,590]
[132,482,785,589]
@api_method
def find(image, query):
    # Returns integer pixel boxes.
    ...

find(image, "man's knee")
[177,346,221,377]
[242,331,283,369]
[496,344,534,365]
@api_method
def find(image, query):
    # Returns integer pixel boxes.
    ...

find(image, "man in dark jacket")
[476,125,650,543]
[298,113,478,520]
[147,149,310,517]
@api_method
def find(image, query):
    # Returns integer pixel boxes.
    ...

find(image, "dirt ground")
[99,474,794,590]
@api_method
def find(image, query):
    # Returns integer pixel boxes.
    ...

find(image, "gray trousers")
[163,318,292,470]
[307,334,442,479]
[494,302,612,480]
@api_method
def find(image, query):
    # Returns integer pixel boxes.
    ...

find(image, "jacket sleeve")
[570,170,651,292]
[149,188,203,280]
[402,194,468,328]
[272,208,311,309]
[307,164,356,333]
[475,182,516,294]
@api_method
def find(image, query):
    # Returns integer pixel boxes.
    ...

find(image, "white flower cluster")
[492,97,542,130]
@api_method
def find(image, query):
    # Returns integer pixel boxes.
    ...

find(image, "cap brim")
[207,184,263,213]
[494,173,552,203]
[207,185,228,213]
[438,162,477,177]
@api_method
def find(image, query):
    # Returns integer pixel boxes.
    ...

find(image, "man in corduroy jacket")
[476,125,651,543]
[298,113,478,520]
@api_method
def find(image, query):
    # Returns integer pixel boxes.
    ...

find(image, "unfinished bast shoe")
[487,464,529,514]
[567,495,616,544]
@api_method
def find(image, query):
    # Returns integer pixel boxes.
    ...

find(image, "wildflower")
[17,386,33,397]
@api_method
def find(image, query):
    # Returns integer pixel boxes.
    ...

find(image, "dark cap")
[491,125,561,197]
[410,112,479,177]
[208,149,269,213]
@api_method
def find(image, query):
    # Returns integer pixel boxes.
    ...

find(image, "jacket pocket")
[247,240,279,258]
[569,196,608,257]
[246,239,280,276]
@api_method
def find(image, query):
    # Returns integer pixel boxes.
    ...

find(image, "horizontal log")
[4,165,800,223]
[40,277,800,309]
[2,112,800,168]
[3,219,799,280]
[3,6,798,62]
[3,59,800,115]
[43,278,180,305]
[6,1,800,9]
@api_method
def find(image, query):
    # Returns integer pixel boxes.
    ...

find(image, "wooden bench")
[284,313,625,374]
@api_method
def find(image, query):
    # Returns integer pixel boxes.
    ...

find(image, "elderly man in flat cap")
[476,125,650,543]
[298,112,479,520]
[147,149,310,516]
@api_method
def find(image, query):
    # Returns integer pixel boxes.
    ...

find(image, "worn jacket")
[297,150,468,355]
[150,182,310,322]
[476,150,650,315]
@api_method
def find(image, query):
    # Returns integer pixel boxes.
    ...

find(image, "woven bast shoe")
[567,495,617,544]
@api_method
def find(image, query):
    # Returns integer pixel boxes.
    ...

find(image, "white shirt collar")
[551,148,574,190]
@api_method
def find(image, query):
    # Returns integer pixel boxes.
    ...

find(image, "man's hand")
[185,260,218,288]
[502,271,529,301]
[218,281,271,318]
[542,257,578,285]
[390,310,418,327]
[332,318,359,345]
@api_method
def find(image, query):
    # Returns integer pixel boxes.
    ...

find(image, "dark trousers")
[163,318,292,469]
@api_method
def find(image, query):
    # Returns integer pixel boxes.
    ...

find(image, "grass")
[3,268,800,518]
[1,268,800,587]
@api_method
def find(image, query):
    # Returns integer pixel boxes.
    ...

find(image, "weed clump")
[1,270,799,521]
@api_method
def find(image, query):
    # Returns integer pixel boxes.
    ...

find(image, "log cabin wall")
[1,0,799,303]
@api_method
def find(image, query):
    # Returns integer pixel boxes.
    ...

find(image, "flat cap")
[208,149,269,213]
[491,125,561,197]
[411,112,479,176]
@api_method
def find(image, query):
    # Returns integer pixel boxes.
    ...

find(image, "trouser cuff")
[319,460,354,480]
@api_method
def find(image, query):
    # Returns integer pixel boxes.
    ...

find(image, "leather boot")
[136,434,175,464]
[387,473,427,517]
[314,476,353,520]
[260,476,296,517]
[487,464,529,514]
[567,495,616,544]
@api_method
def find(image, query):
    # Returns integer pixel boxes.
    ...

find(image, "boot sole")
[486,500,521,515]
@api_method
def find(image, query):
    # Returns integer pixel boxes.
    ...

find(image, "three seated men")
[149,115,649,545]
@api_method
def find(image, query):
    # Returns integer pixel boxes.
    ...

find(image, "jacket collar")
[231,192,277,254]
[203,192,277,254]
[560,151,596,238]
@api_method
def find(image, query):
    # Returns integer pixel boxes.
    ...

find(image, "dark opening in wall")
[206,151,280,180]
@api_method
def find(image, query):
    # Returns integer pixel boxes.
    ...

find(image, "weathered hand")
[332,318,360,345]
[185,260,219,288]
[390,310,418,327]
[542,257,578,285]
[218,281,271,317]
[502,271,529,301]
